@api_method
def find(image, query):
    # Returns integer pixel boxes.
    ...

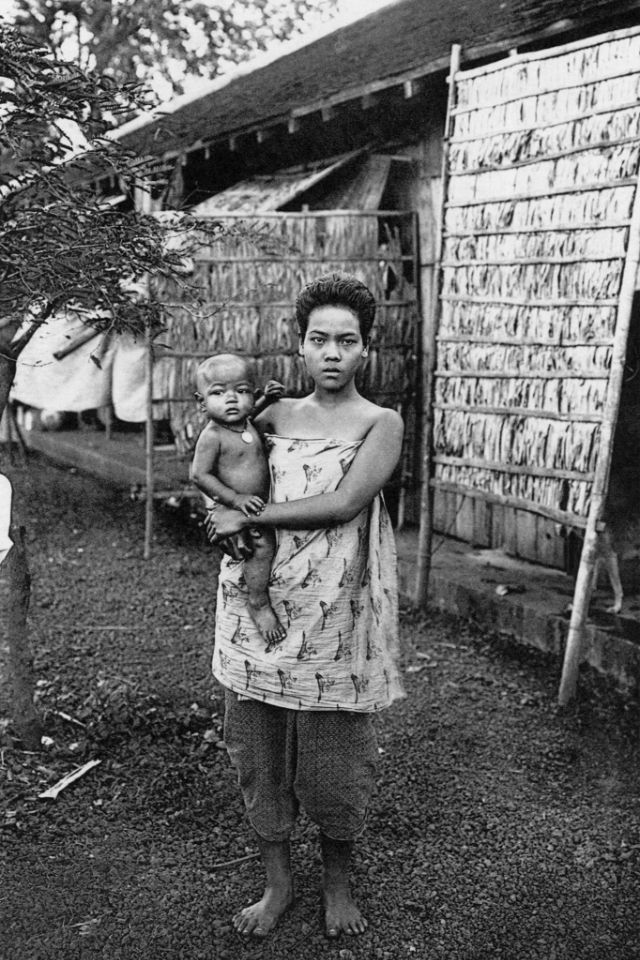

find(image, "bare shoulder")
[194,421,222,452]
[255,397,299,435]
[363,401,404,436]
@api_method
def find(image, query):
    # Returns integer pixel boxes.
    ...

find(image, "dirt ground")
[1,453,640,960]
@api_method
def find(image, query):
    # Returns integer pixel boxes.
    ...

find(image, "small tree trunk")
[2,525,42,749]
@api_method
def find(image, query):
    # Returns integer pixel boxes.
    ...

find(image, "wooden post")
[3,525,42,749]
[144,325,154,560]
[558,168,640,704]
[413,43,461,606]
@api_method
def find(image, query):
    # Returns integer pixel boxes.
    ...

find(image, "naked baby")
[190,354,285,643]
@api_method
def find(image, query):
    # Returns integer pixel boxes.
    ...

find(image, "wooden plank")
[472,496,491,547]
[455,492,475,542]
[534,516,566,569]
[503,506,518,557]
[321,154,392,210]
[514,508,538,562]
[432,487,446,532]
[491,502,505,551]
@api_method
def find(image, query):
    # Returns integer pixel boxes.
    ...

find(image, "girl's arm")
[209,409,404,538]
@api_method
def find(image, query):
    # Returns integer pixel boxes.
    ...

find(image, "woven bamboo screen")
[433,27,640,528]
[151,212,419,490]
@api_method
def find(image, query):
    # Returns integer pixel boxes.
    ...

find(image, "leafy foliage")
[0,23,224,347]
[9,0,337,100]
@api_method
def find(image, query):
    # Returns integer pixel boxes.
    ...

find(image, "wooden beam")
[288,116,300,134]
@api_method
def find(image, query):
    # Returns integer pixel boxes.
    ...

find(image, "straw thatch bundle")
[433,28,640,523]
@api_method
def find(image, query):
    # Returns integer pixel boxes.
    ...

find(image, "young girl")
[207,273,405,939]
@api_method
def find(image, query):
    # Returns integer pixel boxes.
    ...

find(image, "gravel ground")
[1,453,640,960]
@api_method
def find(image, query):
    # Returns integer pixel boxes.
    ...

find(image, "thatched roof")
[115,0,638,160]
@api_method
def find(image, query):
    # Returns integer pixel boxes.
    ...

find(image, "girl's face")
[300,305,368,392]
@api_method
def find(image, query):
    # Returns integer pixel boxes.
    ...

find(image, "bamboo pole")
[144,325,154,561]
[453,134,640,178]
[443,221,632,236]
[430,480,588,528]
[435,370,608,380]
[438,336,614,346]
[453,24,640,81]
[446,177,638,208]
[433,455,594,481]
[450,100,640,145]
[441,295,619,307]
[451,62,640,114]
[413,43,461,607]
[558,168,640,704]
[433,402,603,422]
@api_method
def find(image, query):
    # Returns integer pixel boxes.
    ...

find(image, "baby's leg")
[244,528,286,644]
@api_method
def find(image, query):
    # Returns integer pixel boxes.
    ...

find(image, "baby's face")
[198,357,255,425]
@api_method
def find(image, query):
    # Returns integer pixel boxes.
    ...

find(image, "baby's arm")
[190,426,264,515]
[252,380,285,417]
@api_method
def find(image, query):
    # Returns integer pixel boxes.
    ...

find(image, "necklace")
[217,420,253,444]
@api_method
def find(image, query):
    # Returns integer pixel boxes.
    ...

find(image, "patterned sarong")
[212,435,404,712]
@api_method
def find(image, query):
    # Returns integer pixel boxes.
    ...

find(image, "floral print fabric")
[212,435,404,712]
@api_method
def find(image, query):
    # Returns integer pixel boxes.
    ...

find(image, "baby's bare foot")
[323,885,368,938]
[233,884,293,937]
[248,599,286,644]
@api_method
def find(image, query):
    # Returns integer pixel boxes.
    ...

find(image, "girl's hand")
[206,504,248,543]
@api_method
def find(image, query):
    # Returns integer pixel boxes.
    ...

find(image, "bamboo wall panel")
[151,213,419,504]
[434,28,640,526]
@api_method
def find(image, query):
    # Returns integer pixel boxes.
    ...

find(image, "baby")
[190,353,285,644]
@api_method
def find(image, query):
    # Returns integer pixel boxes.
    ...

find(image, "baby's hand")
[233,493,266,517]
[263,380,285,399]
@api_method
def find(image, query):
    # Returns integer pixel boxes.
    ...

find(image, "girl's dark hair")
[295,273,376,341]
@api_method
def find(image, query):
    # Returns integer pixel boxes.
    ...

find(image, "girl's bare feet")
[321,834,368,937]
[233,883,294,937]
[323,884,368,937]
[233,837,294,938]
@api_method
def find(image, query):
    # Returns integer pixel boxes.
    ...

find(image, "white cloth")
[0,474,13,565]
[11,312,165,422]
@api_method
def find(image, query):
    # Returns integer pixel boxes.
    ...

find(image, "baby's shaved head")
[196,354,254,392]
